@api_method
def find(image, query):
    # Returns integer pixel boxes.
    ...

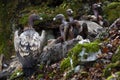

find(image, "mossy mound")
[60,40,100,71]
[106,72,120,80]
[104,2,120,23]
[68,40,100,57]
[103,61,120,78]
[60,57,71,71]
[112,46,120,63]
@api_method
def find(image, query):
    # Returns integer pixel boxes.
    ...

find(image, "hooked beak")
[71,10,73,14]
[39,17,43,20]
[53,18,56,21]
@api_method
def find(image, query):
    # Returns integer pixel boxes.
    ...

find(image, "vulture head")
[28,13,43,28]
[66,8,73,17]
[53,14,66,22]
[53,14,69,41]
[66,8,74,22]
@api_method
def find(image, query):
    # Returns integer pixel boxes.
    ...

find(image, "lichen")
[103,61,120,78]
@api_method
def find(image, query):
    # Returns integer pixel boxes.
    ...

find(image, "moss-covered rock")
[60,57,71,71]
[104,2,120,23]
[68,40,100,57]
[60,40,100,71]
[112,46,120,63]
[103,61,120,78]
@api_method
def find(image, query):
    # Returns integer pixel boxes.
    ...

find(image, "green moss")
[18,0,83,26]
[39,64,44,70]
[36,74,44,80]
[19,14,29,25]
[106,72,120,80]
[10,69,23,80]
[107,2,120,9]
[103,61,120,78]
[104,2,120,23]
[68,41,100,57]
[112,46,120,63]
[48,72,55,79]
[60,57,71,71]
[60,41,100,71]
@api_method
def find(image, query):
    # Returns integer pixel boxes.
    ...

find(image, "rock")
[74,65,80,73]
[39,38,79,66]
[78,20,103,34]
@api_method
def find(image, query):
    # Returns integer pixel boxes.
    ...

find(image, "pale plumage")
[14,13,46,57]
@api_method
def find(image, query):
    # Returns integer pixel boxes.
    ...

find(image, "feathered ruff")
[14,29,46,57]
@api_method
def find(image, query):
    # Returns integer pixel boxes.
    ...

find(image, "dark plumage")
[92,2,103,24]
[66,9,81,38]
[80,23,88,39]
[53,14,73,41]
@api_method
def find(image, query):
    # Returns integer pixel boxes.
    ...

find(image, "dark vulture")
[66,9,88,39]
[53,14,74,41]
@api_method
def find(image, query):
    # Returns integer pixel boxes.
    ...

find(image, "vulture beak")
[71,10,73,14]
[39,17,43,20]
[53,18,56,21]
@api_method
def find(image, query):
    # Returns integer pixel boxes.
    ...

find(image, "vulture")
[66,8,74,22]
[14,13,46,76]
[66,9,82,38]
[53,14,74,41]
[92,2,103,25]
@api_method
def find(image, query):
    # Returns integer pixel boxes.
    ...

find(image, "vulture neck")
[68,16,74,22]
[28,17,34,29]
[62,18,67,25]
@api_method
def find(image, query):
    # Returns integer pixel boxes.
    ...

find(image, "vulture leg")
[39,30,47,53]
[64,26,69,41]
[68,25,74,40]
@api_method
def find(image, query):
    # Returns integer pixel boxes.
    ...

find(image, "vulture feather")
[14,13,46,71]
